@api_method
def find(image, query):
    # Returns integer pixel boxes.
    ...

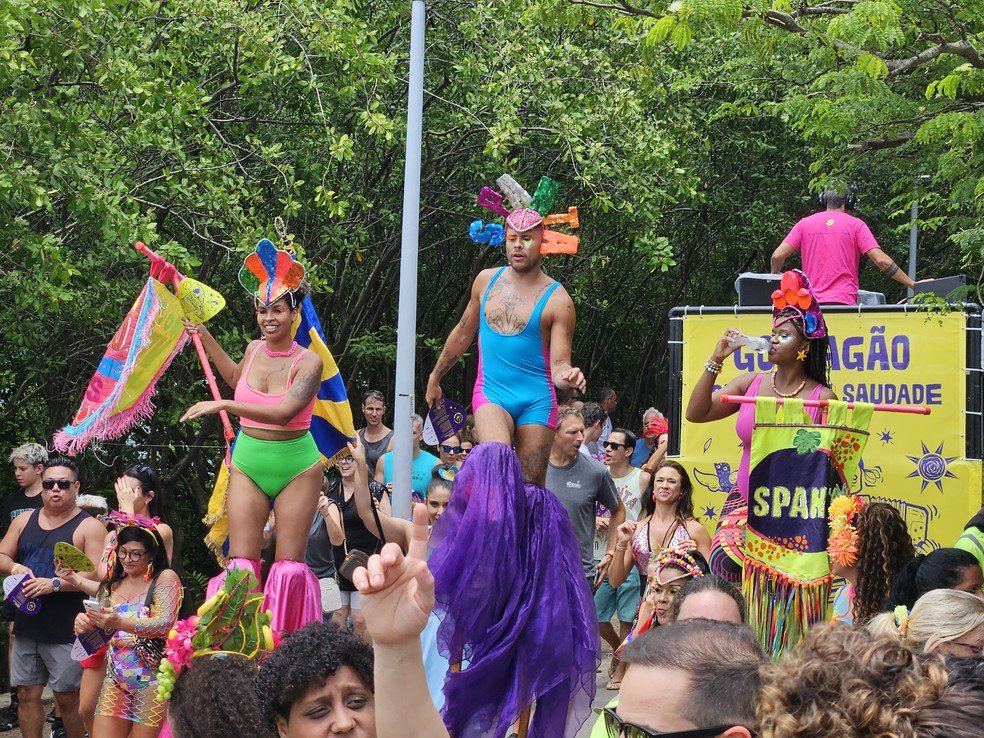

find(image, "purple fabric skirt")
[429,442,599,737]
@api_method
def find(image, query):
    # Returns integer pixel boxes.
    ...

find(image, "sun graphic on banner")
[906,441,958,492]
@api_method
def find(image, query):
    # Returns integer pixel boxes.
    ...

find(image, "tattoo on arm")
[432,307,477,379]
[432,350,458,378]
[289,370,321,402]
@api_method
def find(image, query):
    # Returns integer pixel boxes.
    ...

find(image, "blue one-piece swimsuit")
[471,267,560,429]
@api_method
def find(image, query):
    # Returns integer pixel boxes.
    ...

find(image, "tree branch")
[847,133,914,152]
[568,0,659,18]
[886,39,983,75]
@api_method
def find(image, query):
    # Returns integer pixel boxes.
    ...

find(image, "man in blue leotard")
[426,207,585,486]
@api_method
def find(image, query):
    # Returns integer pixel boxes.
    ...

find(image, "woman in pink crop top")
[685,269,836,581]
[179,238,324,634]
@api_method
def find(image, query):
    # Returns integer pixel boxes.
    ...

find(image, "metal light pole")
[391,0,426,519]
[907,174,930,299]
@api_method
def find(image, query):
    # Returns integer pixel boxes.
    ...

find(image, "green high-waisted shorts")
[232,432,321,499]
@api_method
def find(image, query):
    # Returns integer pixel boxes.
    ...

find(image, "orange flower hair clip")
[827,495,864,568]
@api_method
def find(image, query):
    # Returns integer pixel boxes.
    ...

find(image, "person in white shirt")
[595,428,651,689]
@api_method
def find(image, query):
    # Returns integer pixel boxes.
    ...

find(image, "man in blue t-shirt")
[375,414,439,501]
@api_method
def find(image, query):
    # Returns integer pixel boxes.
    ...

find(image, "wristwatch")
[51,577,61,592]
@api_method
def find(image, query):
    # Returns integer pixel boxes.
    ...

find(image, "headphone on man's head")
[818,181,859,211]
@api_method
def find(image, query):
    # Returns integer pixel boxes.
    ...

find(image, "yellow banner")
[677,310,982,554]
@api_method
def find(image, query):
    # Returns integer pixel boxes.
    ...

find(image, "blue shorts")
[595,566,641,623]
[472,381,559,429]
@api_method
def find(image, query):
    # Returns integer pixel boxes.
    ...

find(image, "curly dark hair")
[853,502,916,624]
[580,401,607,428]
[757,624,948,738]
[170,654,269,738]
[255,620,374,732]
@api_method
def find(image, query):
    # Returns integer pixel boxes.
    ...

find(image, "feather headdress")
[238,238,305,306]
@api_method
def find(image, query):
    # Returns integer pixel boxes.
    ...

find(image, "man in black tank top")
[358,389,394,477]
[0,457,107,738]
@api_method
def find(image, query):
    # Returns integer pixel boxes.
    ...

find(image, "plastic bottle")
[735,334,771,353]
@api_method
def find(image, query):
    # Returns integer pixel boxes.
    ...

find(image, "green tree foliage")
[1,0,964,572]
[571,0,983,280]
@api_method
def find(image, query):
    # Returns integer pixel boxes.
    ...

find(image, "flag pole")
[720,394,931,415]
[134,242,236,455]
[392,0,427,519]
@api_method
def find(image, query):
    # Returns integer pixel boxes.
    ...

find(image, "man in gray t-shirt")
[546,408,624,581]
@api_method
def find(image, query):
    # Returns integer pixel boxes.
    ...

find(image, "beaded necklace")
[771,367,806,398]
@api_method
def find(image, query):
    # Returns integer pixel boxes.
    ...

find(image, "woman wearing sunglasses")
[436,434,464,475]
[56,464,174,737]
[70,523,181,738]
[325,448,387,641]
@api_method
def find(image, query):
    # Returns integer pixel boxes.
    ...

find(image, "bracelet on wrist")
[704,358,724,375]
[615,543,628,551]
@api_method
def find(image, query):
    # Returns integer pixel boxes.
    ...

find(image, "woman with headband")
[69,521,180,737]
[611,543,710,691]
[181,238,323,632]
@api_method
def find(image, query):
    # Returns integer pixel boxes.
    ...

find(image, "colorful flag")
[54,279,188,455]
[743,398,873,657]
[204,296,355,563]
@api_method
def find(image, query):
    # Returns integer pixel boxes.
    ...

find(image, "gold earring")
[797,349,808,361]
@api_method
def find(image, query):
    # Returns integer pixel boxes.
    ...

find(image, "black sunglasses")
[42,479,73,491]
[603,708,732,738]
[440,444,463,454]
[603,441,629,450]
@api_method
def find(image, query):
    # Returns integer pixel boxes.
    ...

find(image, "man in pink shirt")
[771,186,919,304]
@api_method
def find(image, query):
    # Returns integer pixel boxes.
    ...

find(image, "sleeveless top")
[734,373,825,500]
[328,478,387,592]
[474,268,560,406]
[594,467,647,562]
[611,467,645,522]
[234,343,316,431]
[358,428,394,476]
[631,518,692,575]
[15,509,88,642]
[831,582,855,625]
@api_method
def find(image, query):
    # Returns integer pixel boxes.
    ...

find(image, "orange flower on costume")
[771,271,812,312]
[827,495,863,568]
[828,530,860,567]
